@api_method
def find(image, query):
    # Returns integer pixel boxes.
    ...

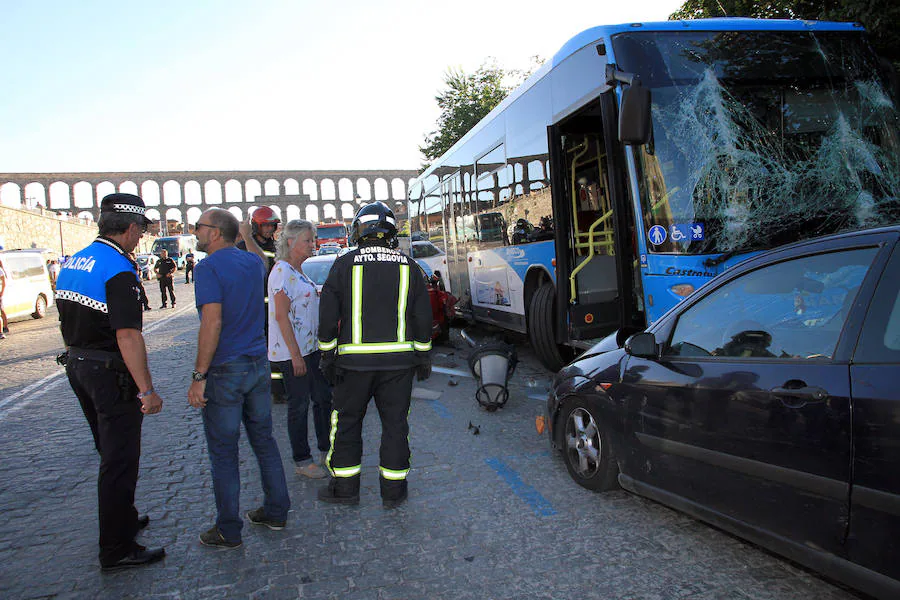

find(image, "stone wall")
[0,205,157,257]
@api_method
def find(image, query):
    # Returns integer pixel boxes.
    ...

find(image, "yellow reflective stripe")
[333,465,361,477]
[413,340,432,351]
[325,410,338,476]
[338,342,414,355]
[396,264,409,342]
[319,338,337,351]
[379,466,409,481]
[352,265,363,344]
[271,372,283,379]
[263,250,275,257]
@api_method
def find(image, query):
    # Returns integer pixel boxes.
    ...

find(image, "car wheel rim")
[565,407,601,479]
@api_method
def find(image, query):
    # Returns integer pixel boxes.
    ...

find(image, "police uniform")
[317,202,432,505]
[55,195,154,566]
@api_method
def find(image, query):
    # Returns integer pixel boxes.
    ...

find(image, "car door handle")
[771,382,829,409]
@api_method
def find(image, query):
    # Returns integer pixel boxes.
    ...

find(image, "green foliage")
[669,0,900,67]
[420,57,544,168]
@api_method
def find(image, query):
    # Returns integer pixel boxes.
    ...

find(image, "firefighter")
[317,201,432,508]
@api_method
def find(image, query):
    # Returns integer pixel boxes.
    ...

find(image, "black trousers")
[328,368,414,497]
[158,277,175,305]
[184,263,194,283]
[138,282,150,310]
[66,357,142,563]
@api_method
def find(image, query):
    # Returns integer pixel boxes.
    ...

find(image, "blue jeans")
[202,355,290,542]
[273,351,333,464]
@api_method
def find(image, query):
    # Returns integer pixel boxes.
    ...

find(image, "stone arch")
[340,203,355,220]
[77,210,95,222]
[184,181,202,205]
[245,179,262,204]
[269,205,283,220]
[284,178,300,195]
[391,178,406,200]
[96,182,116,206]
[305,205,319,222]
[119,181,139,195]
[338,178,354,201]
[224,179,242,203]
[204,180,223,204]
[264,179,280,196]
[302,179,318,201]
[186,206,203,226]
[141,181,161,206]
[322,203,337,220]
[355,178,372,201]
[145,208,162,222]
[49,182,70,209]
[1,182,21,207]
[72,181,93,209]
[24,182,47,208]
[320,179,336,201]
[162,180,182,206]
[285,206,302,221]
[227,206,243,221]
[373,178,388,201]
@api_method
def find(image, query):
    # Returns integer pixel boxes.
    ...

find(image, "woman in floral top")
[268,219,333,478]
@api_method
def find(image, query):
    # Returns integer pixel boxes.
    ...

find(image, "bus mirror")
[619,82,652,145]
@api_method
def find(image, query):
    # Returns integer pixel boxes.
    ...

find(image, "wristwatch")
[136,388,155,399]
[191,370,207,382]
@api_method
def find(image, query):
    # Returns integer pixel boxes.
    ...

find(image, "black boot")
[317,477,360,505]
[381,477,408,509]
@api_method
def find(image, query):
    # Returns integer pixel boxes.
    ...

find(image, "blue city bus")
[408,18,900,371]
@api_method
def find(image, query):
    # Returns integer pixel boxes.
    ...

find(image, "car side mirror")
[619,81,652,145]
[625,332,658,359]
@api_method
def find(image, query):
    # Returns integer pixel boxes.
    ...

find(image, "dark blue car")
[546,226,900,599]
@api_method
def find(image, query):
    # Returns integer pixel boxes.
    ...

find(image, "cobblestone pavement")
[0,281,861,599]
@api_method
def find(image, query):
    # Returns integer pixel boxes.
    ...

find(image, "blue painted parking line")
[427,400,453,420]
[485,457,556,517]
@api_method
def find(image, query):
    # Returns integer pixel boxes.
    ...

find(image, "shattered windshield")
[614,30,900,255]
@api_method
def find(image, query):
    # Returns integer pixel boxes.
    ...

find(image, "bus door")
[442,173,472,316]
[551,93,640,342]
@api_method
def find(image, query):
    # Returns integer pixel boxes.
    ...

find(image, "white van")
[0,250,54,320]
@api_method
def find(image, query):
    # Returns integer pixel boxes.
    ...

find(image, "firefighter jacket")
[318,243,432,370]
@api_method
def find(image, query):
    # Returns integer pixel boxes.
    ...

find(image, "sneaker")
[199,527,241,549]
[296,462,327,479]
[246,507,286,531]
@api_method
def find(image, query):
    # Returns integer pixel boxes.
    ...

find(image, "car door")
[846,243,900,584]
[621,243,883,555]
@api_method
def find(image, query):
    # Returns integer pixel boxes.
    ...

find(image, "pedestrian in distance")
[0,261,8,339]
[268,219,332,479]
[317,201,433,508]
[184,250,195,284]
[54,192,165,571]
[188,208,290,549]
[154,249,177,308]
[128,252,152,312]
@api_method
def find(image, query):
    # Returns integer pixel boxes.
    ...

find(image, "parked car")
[300,253,455,342]
[0,249,54,319]
[135,254,158,280]
[545,226,900,600]
[316,243,342,256]
[411,240,449,293]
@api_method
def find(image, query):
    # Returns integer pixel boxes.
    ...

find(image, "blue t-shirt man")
[194,247,267,366]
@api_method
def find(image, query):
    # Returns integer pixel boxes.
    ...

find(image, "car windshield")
[615,30,900,255]
[302,258,336,285]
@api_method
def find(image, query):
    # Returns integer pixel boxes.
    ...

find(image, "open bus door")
[550,92,643,354]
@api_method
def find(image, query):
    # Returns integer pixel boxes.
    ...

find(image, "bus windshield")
[151,238,181,256]
[616,30,900,255]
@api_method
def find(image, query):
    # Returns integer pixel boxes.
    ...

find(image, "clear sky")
[1,0,684,174]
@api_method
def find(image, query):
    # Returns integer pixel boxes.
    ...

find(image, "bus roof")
[415,18,866,186]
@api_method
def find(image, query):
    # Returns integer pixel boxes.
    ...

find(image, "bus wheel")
[32,295,48,319]
[528,282,570,371]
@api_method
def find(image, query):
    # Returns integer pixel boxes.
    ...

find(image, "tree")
[669,1,900,68]
[419,57,543,168]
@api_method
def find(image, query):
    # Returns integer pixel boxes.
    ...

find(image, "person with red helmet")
[238,207,286,404]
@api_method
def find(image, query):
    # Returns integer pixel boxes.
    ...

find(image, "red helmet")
[251,206,281,226]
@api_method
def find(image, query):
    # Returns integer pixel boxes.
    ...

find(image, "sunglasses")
[195,223,219,231]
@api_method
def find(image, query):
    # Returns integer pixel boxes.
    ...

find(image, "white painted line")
[412,387,443,400]
[0,304,193,421]
[432,366,471,378]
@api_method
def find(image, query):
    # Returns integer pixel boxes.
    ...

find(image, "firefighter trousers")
[327,367,415,498]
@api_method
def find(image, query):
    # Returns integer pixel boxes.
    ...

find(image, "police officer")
[55,193,166,570]
[317,201,432,508]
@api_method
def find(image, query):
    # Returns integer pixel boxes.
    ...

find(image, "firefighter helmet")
[251,206,280,236]
[349,202,397,246]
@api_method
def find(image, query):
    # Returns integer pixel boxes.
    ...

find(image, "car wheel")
[560,396,619,492]
[32,294,48,319]
[528,282,572,372]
